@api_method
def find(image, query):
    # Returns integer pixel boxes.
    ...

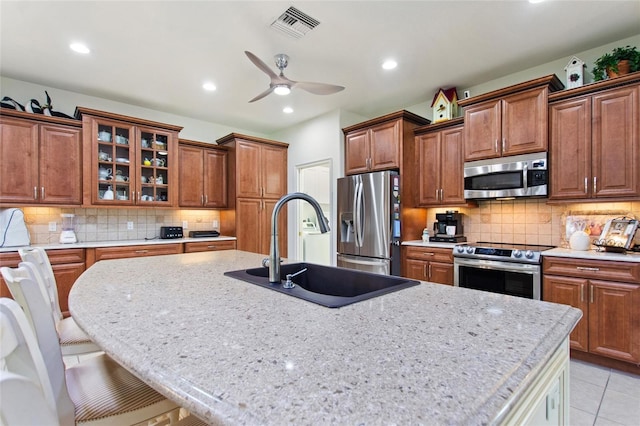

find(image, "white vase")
[569,230,591,251]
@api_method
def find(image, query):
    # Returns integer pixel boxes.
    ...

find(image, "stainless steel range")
[453,242,555,300]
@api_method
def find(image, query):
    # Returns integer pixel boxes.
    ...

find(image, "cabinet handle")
[584,177,588,194]
[502,138,506,153]
[201,195,204,205]
[41,187,45,200]
[580,284,584,303]
[495,140,499,153]
[593,176,597,194]
[205,195,208,204]
[428,264,432,278]
[440,188,444,201]
[207,245,218,249]
[576,266,600,272]
[590,285,594,304]
[33,187,38,200]
[423,264,428,278]
[135,249,149,254]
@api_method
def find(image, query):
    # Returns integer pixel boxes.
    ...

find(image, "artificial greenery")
[592,45,640,81]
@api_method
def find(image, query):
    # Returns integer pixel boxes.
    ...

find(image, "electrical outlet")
[182,221,188,229]
[127,221,134,230]
[213,220,219,229]
[48,222,57,232]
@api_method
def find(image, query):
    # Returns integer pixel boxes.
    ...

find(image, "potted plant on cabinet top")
[592,45,640,81]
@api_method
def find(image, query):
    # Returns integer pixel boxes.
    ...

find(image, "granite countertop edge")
[0,236,237,253]
[543,247,640,262]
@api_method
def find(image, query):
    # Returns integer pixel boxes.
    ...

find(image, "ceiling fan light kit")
[245,50,344,102]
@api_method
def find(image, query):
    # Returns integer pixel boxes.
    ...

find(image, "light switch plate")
[48,222,56,232]
[182,221,188,229]
[127,221,134,230]
[213,220,219,229]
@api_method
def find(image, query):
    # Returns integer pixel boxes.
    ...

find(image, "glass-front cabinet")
[77,108,182,207]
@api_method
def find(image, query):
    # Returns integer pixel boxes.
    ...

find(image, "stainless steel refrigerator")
[337,171,401,276]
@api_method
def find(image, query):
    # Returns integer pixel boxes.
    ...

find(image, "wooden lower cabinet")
[543,257,640,364]
[86,243,183,267]
[403,246,453,285]
[0,248,85,316]
[235,198,286,256]
[184,240,236,253]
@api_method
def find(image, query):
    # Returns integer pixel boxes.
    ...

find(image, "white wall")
[0,76,265,143]
[404,33,640,120]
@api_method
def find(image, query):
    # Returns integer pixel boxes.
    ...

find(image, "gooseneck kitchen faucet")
[266,192,330,283]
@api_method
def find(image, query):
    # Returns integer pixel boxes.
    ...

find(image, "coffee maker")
[430,211,467,243]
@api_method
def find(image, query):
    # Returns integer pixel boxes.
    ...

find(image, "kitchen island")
[69,250,581,425]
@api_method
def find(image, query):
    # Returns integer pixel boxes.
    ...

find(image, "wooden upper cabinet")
[344,119,401,175]
[415,120,465,207]
[549,97,592,199]
[591,85,639,198]
[178,141,228,208]
[344,128,370,174]
[76,107,182,207]
[231,139,287,199]
[462,100,501,161]
[260,144,288,199]
[459,74,563,162]
[463,87,548,161]
[0,112,81,206]
[549,81,639,201]
[342,111,430,180]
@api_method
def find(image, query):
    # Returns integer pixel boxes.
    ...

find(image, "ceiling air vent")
[270,6,320,39]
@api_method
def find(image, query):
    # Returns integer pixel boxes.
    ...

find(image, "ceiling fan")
[245,51,345,103]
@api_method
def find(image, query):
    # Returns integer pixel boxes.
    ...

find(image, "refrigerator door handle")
[354,178,364,247]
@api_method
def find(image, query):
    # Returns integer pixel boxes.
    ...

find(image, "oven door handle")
[522,162,528,190]
[454,257,539,274]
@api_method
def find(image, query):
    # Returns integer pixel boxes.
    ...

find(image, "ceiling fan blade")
[248,86,275,103]
[295,81,345,95]
[245,51,278,80]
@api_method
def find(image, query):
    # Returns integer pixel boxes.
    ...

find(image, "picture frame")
[594,218,639,251]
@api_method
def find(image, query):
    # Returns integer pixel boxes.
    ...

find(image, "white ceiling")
[1,1,639,134]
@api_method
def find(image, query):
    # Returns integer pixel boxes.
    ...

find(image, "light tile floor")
[570,359,640,425]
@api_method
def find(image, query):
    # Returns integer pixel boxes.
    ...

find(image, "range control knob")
[466,246,474,254]
[456,245,465,253]
[512,249,522,258]
[525,250,534,259]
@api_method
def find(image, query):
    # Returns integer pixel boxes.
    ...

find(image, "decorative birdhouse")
[564,56,585,89]
[431,88,458,123]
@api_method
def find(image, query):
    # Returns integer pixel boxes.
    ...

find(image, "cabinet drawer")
[92,244,183,262]
[46,248,85,264]
[543,256,640,283]
[184,240,236,253]
[405,246,453,263]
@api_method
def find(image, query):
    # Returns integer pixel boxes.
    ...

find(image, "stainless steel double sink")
[225,262,419,308]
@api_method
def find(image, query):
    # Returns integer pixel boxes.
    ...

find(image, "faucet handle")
[261,258,270,268]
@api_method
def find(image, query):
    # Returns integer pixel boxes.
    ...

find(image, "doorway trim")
[295,158,333,264]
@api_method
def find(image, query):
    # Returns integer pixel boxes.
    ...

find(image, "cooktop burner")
[453,241,556,264]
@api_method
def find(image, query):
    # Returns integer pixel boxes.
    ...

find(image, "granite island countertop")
[69,250,581,425]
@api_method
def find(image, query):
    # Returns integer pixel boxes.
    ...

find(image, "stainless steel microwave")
[463,152,548,200]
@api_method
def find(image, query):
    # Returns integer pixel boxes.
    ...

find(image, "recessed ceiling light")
[382,59,397,70]
[283,107,293,114]
[70,42,90,54]
[528,0,545,3]
[202,82,217,91]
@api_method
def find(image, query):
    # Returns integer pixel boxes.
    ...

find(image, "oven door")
[453,257,541,300]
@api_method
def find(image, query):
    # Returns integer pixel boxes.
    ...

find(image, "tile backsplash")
[426,200,640,248]
[21,207,221,244]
